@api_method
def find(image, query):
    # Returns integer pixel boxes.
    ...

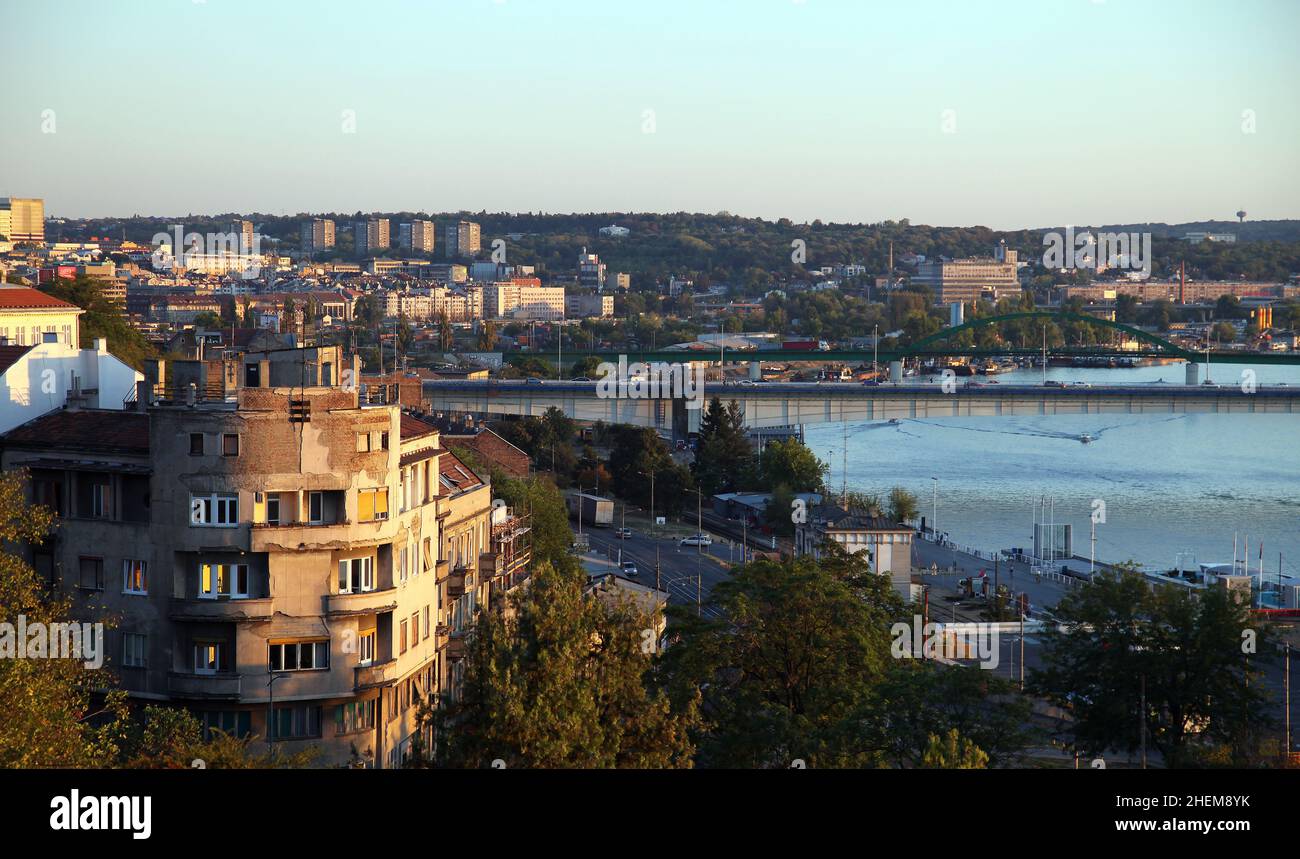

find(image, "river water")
[804,362,1300,576]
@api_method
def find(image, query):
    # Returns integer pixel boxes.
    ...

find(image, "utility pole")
[1285,643,1292,761]
[1140,673,1147,769]
[1016,605,1025,690]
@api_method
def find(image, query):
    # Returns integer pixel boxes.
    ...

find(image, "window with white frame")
[308,491,323,524]
[193,641,227,674]
[191,493,239,526]
[199,563,250,599]
[266,493,281,525]
[338,556,374,594]
[268,640,330,672]
[357,629,375,665]
[122,559,147,595]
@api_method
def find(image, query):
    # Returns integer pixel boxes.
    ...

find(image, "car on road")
[620,560,639,577]
[525,376,544,385]
[614,527,632,539]
[680,534,713,547]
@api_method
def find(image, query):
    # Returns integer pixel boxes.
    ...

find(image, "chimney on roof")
[65,372,85,411]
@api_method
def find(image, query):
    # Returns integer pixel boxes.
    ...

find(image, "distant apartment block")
[444,221,481,258]
[912,243,1020,304]
[301,218,336,253]
[1182,232,1236,243]
[398,220,436,254]
[1060,280,1288,304]
[230,220,255,252]
[0,197,45,243]
[611,272,631,291]
[483,280,564,321]
[577,248,606,290]
[565,293,614,319]
[355,219,391,255]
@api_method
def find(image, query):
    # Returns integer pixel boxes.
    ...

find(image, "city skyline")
[2,0,1298,228]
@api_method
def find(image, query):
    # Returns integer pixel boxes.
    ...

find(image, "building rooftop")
[400,413,439,441]
[1,408,150,455]
[812,504,909,532]
[0,343,35,374]
[438,449,484,495]
[0,286,81,311]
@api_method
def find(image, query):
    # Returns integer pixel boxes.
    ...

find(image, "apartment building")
[482,280,565,321]
[577,248,606,290]
[565,293,614,319]
[0,197,45,243]
[398,221,435,254]
[0,344,527,767]
[301,218,336,253]
[230,220,255,252]
[913,244,1020,304]
[443,220,481,258]
[432,286,483,323]
[1060,280,1287,304]
[355,219,391,256]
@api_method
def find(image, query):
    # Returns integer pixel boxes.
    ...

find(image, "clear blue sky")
[2,0,1297,229]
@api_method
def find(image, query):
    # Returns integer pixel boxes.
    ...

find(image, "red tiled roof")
[0,344,35,375]
[1,409,150,455]
[438,449,484,495]
[400,413,438,441]
[0,287,81,311]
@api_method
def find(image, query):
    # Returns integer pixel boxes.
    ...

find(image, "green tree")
[887,487,919,524]
[692,398,754,495]
[476,321,498,351]
[41,276,154,370]
[658,548,905,767]
[757,438,827,493]
[1031,566,1275,767]
[424,561,697,768]
[436,310,454,352]
[920,729,989,769]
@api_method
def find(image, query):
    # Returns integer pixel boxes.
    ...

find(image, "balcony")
[251,520,355,553]
[479,551,502,578]
[326,586,398,617]
[434,623,450,651]
[448,566,473,599]
[434,559,450,583]
[354,659,398,690]
[167,671,242,699]
[170,597,273,623]
[446,634,468,662]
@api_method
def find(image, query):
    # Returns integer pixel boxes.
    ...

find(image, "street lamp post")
[266,672,289,746]
[930,477,938,542]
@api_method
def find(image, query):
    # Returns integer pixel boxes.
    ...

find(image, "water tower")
[1236,210,1247,223]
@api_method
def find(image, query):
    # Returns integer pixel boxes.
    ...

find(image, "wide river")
[804,361,1300,576]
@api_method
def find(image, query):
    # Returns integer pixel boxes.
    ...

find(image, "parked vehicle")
[566,492,614,527]
[680,534,713,547]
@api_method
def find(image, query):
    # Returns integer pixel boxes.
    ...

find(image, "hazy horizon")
[4,0,1298,229]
